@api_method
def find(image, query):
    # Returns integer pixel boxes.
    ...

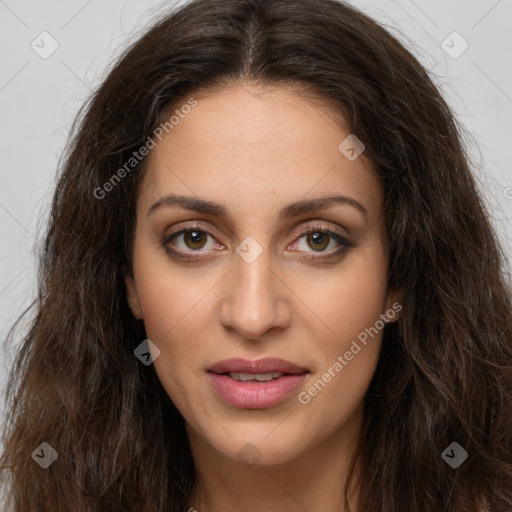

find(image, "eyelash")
[162,222,354,262]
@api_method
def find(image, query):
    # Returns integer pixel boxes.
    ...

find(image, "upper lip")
[207,358,308,375]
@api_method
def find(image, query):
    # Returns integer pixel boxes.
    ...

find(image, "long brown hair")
[1,0,511,510]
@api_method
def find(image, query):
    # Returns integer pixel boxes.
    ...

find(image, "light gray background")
[1,0,511,428]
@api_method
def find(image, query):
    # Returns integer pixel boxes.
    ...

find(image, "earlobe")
[124,274,143,320]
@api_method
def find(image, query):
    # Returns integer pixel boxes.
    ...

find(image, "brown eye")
[163,225,218,258]
[305,231,330,251]
[181,229,208,250]
[293,227,353,257]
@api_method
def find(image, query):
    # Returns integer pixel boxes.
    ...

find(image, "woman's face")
[125,84,400,466]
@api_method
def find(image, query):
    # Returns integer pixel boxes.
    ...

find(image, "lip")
[207,357,308,375]
[207,358,309,409]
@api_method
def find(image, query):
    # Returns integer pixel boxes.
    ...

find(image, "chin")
[207,426,308,467]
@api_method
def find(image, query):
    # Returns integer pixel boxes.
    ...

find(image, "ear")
[383,287,404,323]
[124,273,143,320]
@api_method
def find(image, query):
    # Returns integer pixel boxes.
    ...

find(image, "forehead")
[138,84,383,222]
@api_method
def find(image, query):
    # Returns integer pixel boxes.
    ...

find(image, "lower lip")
[208,372,308,409]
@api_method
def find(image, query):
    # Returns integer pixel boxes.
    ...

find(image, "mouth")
[207,357,309,376]
[207,358,309,409]
[214,371,296,382]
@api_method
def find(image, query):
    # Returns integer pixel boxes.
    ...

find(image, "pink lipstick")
[207,357,309,409]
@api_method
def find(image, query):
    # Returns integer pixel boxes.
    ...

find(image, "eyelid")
[164,221,223,242]
[288,221,351,244]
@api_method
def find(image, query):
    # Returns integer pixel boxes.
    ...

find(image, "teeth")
[228,371,283,382]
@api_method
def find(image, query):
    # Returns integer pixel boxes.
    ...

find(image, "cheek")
[312,240,389,343]
[303,241,388,401]
[131,234,206,337]
[133,264,212,411]
[131,243,222,391]
[135,272,209,358]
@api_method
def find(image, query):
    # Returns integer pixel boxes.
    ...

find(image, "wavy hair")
[1,0,511,510]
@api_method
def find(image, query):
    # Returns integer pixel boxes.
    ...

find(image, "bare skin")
[125,83,401,512]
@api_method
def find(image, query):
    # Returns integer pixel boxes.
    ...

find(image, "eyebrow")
[147,193,368,221]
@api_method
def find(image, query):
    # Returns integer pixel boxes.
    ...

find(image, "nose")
[219,243,291,340]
